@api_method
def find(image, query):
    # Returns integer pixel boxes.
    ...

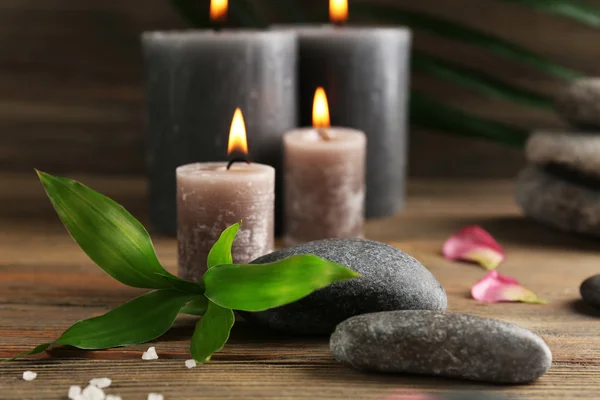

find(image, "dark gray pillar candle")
[295,28,411,218]
[142,31,297,235]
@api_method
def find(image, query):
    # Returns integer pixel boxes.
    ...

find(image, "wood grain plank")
[1,173,600,398]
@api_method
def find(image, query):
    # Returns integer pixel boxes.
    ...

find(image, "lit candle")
[143,0,296,236]
[329,0,349,25]
[210,0,228,23]
[274,0,411,219]
[283,88,366,246]
[177,108,275,282]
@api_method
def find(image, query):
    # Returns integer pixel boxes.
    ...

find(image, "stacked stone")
[516,78,600,237]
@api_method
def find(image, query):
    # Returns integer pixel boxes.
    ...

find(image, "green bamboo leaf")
[190,301,235,363]
[56,290,191,349]
[352,4,580,80]
[413,52,553,109]
[37,171,199,292]
[499,0,600,28]
[411,91,529,147]
[6,344,51,361]
[9,290,192,360]
[181,296,209,316]
[203,255,360,312]
[207,222,240,269]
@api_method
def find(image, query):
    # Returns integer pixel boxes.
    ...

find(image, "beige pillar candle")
[177,109,275,282]
[284,88,366,246]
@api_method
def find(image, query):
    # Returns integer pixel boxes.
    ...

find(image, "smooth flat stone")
[330,311,552,384]
[242,238,447,335]
[515,165,600,237]
[526,132,600,179]
[556,78,600,129]
[581,275,600,309]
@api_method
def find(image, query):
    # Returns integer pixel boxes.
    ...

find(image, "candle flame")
[312,87,331,128]
[210,0,228,22]
[228,108,249,156]
[330,0,348,24]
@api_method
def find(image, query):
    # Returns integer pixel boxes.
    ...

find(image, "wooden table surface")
[1,172,599,400]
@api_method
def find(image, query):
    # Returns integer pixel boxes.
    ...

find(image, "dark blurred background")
[3,0,600,178]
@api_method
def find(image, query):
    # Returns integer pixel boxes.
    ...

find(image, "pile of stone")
[516,78,600,237]
[246,238,552,384]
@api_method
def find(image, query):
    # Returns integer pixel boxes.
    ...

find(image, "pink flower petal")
[442,225,505,270]
[472,270,546,304]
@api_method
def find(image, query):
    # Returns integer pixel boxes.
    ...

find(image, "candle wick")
[212,17,226,32]
[317,128,333,142]
[227,157,251,170]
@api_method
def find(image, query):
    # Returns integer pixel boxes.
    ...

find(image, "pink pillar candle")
[283,128,366,246]
[177,162,275,281]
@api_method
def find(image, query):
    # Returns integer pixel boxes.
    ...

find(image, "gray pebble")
[242,238,447,335]
[515,165,600,237]
[526,132,600,179]
[581,275,600,309]
[330,311,552,384]
[556,78,600,129]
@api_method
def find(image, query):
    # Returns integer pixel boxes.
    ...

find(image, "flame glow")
[228,108,249,156]
[210,0,228,22]
[312,87,331,128]
[330,0,348,24]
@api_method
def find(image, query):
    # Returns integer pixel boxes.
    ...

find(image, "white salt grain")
[89,377,112,389]
[147,393,164,400]
[81,384,105,400]
[22,371,37,381]
[68,385,82,399]
[185,359,197,369]
[142,346,159,360]
[105,395,122,400]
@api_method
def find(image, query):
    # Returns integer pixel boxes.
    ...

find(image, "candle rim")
[270,25,411,39]
[142,29,296,43]
[177,161,274,177]
[284,127,366,149]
